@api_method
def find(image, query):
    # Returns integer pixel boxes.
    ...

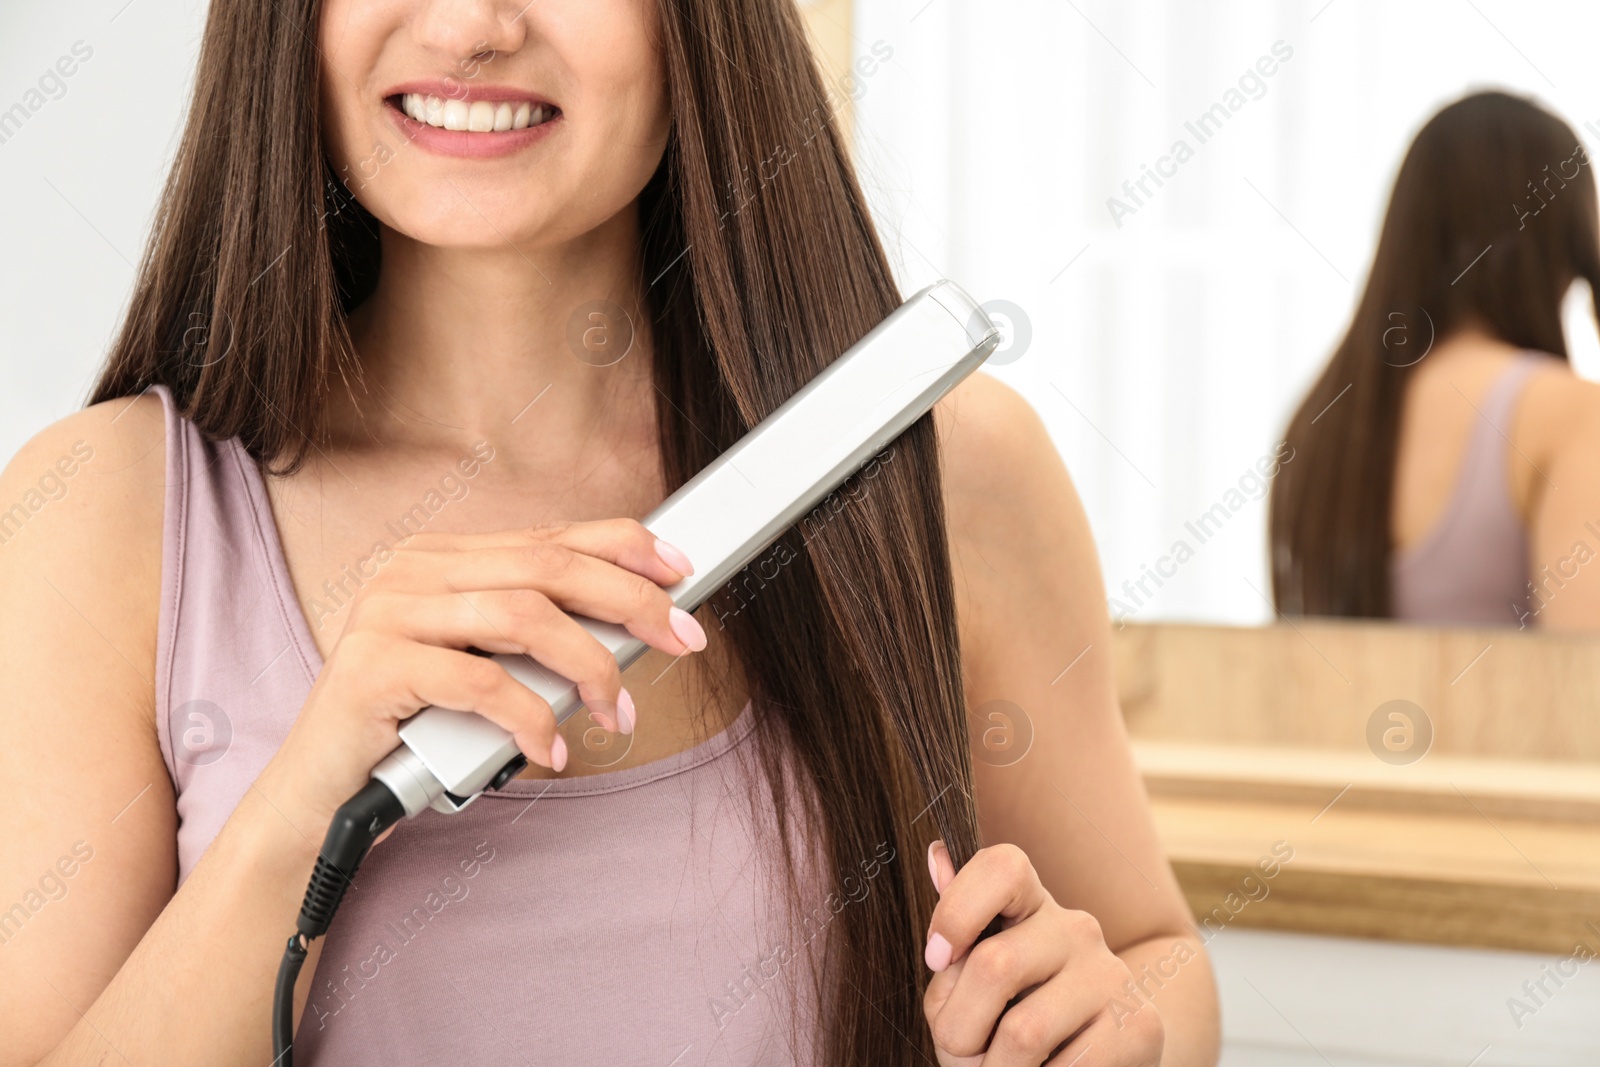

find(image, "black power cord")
[272,778,407,1066]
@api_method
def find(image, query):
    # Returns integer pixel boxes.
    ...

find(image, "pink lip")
[383,80,558,107]
[384,98,561,160]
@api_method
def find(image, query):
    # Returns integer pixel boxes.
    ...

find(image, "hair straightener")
[272,280,1000,1063]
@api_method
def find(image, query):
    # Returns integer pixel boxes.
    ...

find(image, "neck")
[1431,317,1522,360]
[332,203,655,459]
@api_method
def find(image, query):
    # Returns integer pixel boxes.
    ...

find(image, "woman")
[1272,91,1600,628]
[0,1,1217,1064]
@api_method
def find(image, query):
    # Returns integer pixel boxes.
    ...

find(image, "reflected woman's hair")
[1270,90,1600,617]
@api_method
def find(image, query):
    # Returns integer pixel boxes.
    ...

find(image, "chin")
[365,191,554,250]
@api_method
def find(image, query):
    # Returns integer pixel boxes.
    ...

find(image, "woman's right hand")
[254,519,706,836]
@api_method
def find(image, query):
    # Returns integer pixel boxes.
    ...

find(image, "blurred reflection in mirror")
[1269,91,1600,630]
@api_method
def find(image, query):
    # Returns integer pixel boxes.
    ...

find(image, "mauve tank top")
[147,383,831,1065]
[1390,352,1553,626]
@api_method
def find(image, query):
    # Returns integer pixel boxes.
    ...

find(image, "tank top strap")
[1474,351,1550,432]
[1449,352,1551,516]
[149,384,317,880]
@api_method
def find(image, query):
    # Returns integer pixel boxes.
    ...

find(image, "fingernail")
[655,538,694,575]
[550,734,568,772]
[617,687,636,735]
[927,840,942,891]
[925,931,952,972]
[669,607,707,652]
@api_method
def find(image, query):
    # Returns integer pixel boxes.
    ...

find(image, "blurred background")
[4,1,1600,1063]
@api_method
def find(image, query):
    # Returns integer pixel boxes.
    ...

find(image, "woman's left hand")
[923,842,1165,1066]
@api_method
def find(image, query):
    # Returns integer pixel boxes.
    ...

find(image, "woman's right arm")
[0,394,193,1064]
[0,395,701,1065]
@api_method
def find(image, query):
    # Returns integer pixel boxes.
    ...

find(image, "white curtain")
[849,0,1600,625]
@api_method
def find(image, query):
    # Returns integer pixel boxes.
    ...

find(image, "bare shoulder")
[935,371,1065,503]
[1518,357,1600,461]
[0,391,169,714]
[932,372,1106,644]
[1520,356,1600,420]
[0,390,168,555]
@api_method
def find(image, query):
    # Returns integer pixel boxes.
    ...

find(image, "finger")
[927,844,1049,973]
[931,839,955,893]
[926,956,982,1065]
[398,520,693,586]
[580,707,620,734]
[532,519,696,584]
[924,920,1069,1059]
[357,589,634,732]
[358,636,563,770]
[376,544,705,656]
[1040,994,1163,1067]
[977,961,1126,1067]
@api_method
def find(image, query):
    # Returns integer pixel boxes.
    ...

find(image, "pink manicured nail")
[550,734,568,772]
[928,841,942,891]
[617,688,636,735]
[655,538,694,575]
[669,607,707,652]
[925,932,953,972]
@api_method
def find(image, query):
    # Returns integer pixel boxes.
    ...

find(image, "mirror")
[841,0,1600,629]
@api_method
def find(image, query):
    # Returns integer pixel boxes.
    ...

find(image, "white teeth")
[400,93,553,133]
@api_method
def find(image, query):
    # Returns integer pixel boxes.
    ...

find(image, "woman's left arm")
[930,373,1221,1066]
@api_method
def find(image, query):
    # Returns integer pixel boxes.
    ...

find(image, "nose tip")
[412,0,530,64]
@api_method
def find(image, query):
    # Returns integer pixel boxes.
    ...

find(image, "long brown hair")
[90,1,980,1061]
[1270,91,1600,617]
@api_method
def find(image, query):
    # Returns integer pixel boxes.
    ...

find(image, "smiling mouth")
[392,93,559,132]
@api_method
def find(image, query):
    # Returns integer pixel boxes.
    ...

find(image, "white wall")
[850,0,1600,625]
[0,1,210,453]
